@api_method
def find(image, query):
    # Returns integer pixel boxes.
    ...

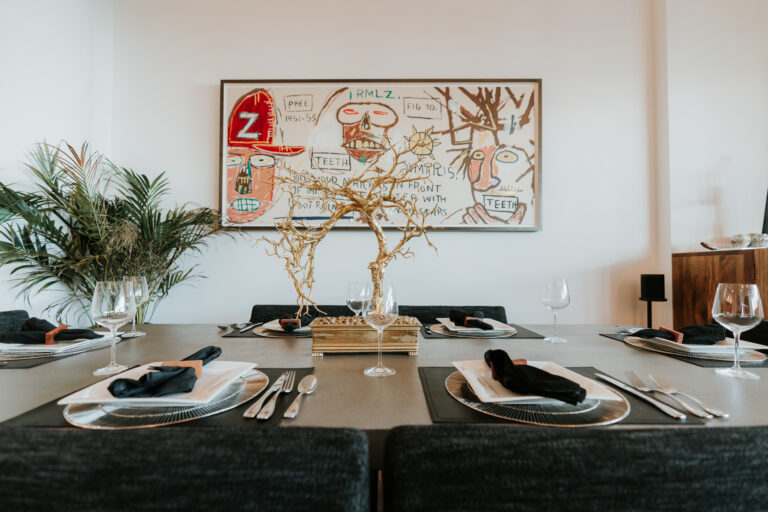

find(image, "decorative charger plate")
[63,370,269,430]
[444,371,630,427]
[429,324,517,338]
[624,337,768,362]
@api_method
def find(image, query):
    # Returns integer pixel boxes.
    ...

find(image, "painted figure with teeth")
[336,102,398,164]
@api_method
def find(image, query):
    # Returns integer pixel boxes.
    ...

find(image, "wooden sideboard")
[672,247,768,328]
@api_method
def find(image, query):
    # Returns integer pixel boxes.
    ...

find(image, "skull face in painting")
[226,148,278,223]
[336,102,398,164]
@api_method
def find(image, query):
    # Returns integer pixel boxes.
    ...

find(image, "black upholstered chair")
[0,426,369,511]
[0,310,29,333]
[249,304,350,323]
[398,305,507,326]
[384,425,768,511]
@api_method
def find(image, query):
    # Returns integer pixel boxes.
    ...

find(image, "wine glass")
[90,280,136,376]
[711,283,764,380]
[346,282,370,317]
[542,278,570,343]
[122,275,149,338]
[362,283,398,377]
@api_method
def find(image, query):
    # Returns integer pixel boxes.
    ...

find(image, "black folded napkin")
[631,324,726,345]
[449,309,494,330]
[0,317,100,344]
[484,349,587,405]
[279,315,314,332]
[108,345,222,398]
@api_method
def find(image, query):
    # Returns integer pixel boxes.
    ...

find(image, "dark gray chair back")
[249,304,351,323]
[0,310,29,333]
[0,426,369,511]
[398,305,507,326]
[384,425,768,512]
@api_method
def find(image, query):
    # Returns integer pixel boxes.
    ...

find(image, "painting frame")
[219,78,542,231]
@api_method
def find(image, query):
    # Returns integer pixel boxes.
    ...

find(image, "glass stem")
[377,329,383,367]
[733,331,741,371]
[131,314,137,334]
[553,310,559,337]
[109,326,118,368]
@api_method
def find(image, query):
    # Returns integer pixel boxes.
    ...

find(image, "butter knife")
[595,373,687,420]
[242,373,286,418]
[238,322,263,333]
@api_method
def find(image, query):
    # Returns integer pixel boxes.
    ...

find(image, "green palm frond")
[0,141,230,323]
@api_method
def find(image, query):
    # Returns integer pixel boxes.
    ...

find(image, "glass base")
[121,331,146,338]
[544,336,568,344]
[93,363,128,376]
[364,364,396,377]
[716,367,759,380]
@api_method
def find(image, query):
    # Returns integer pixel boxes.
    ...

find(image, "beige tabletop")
[1,324,766,428]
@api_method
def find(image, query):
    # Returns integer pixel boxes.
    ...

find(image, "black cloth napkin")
[484,349,587,405]
[0,317,101,344]
[108,345,222,398]
[449,309,494,330]
[279,315,314,332]
[631,324,726,345]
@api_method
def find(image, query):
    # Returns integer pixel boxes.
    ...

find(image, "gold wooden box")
[310,316,420,356]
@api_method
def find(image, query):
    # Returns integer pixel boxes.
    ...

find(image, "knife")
[595,373,687,420]
[242,373,287,418]
[238,322,263,333]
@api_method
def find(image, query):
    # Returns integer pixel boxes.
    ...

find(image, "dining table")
[2,323,767,470]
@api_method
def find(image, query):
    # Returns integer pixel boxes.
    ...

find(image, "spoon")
[283,374,317,419]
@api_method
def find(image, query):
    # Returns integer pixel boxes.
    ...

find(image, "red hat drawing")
[227,89,305,155]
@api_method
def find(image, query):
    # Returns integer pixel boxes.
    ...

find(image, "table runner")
[418,366,705,426]
[600,333,768,368]
[1,367,314,429]
[420,324,544,339]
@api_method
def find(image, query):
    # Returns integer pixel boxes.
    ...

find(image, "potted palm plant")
[0,142,228,323]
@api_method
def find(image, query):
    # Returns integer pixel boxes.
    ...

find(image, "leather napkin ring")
[512,358,527,366]
[659,326,684,343]
[45,324,68,345]
[160,360,202,377]
[280,318,300,330]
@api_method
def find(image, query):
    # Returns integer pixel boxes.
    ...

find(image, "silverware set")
[217,322,263,333]
[596,371,728,420]
[242,371,318,420]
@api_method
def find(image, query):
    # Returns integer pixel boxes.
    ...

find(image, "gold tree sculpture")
[260,137,438,316]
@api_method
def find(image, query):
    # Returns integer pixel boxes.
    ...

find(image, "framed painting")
[219,79,542,230]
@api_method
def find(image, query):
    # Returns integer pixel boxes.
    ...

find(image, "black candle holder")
[640,274,667,328]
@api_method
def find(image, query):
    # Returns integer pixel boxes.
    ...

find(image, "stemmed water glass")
[363,283,398,377]
[346,282,370,317]
[712,283,764,380]
[542,278,570,343]
[122,275,149,338]
[91,280,136,376]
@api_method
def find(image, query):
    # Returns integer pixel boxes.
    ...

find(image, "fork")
[256,370,295,420]
[649,374,729,418]
[625,371,713,418]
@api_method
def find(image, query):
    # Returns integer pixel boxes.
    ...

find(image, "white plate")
[627,336,765,354]
[452,360,620,404]
[0,335,113,355]
[58,360,256,407]
[262,319,311,334]
[623,337,767,361]
[437,317,515,334]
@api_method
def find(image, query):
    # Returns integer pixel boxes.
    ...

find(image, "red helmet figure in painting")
[226,89,304,223]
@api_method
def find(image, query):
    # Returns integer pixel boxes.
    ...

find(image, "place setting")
[3,343,316,430]
[419,348,714,428]
[600,283,768,371]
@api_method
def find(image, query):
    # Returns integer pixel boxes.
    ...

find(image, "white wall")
[0,0,113,315]
[667,0,768,251]
[7,0,764,327]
